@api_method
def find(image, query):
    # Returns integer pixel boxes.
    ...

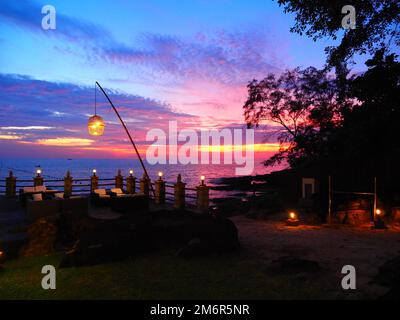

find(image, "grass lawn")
[0,249,339,300]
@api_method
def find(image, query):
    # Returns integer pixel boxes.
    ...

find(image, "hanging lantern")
[88,115,105,136]
[88,82,105,136]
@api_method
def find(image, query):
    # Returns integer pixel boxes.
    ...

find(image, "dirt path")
[231,215,400,298]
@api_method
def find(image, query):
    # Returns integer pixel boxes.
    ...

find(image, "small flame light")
[0,250,4,264]
[88,115,105,136]
[92,169,97,175]
[376,209,381,216]
[36,169,42,176]
[286,211,299,226]
[200,175,205,185]
[129,169,134,176]
[158,171,163,179]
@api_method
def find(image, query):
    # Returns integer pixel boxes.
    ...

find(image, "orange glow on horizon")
[0,135,23,140]
[36,138,95,147]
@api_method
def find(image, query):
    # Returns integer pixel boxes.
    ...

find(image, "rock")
[266,256,321,275]
[60,210,240,267]
[334,211,346,224]
[20,217,57,257]
[347,200,361,210]
[59,218,155,268]
[207,216,240,253]
[176,238,205,258]
[176,216,240,258]
[152,210,240,255]
[392,207,400,224]
[0,233,28,260]
[346,210,371,225]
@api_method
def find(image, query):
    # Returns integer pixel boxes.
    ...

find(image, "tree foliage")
[244,67,346,167]
[276,0,400,70]
[243,51,400,168]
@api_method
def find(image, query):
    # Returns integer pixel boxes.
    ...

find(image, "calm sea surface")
[0,157,286,198]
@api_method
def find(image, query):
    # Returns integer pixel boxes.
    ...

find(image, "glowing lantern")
[289,212,297,220]
[376,209,381,216]
[92,169,97,175]
[129,169,134,176]
[36,169,42,176]
[88,115,105,136]
[158,171,163,180]
[200,175,205,185]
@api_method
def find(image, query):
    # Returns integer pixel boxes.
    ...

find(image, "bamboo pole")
[373,177,377,221]
[95,81,155,197]
[328,175,332,224]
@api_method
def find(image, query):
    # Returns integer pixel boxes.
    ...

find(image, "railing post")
[140,173,150,197]
[196,177,209,213]
[155,173,166,204]
[174,174,186,209]
[126,171,136,194]
[6,171,16,198]
[115,169,124,190]
[64,170,73,198]
[33,170,43,187]
[90,170,99,193]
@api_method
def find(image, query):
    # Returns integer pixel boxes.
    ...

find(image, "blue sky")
[0,0,361,158]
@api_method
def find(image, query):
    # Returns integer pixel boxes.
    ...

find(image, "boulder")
[0,233,28,260]
[60,218,155,268]
[346,210,371,225]
[176,238,205,258]
[392,207,400,224]
[176,217,240,258]
[60,210,240,267]
[20,217,58,257]
[152,210,239,254]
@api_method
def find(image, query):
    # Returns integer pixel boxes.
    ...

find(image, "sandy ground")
[231,214,400,299]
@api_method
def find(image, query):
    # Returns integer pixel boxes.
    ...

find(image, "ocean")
[0,157,286,198]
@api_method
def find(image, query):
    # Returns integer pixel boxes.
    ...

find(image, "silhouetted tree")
[243,67,348,167]
[276,0,400,95]
[335,50,400,161]
[276,0,400,67]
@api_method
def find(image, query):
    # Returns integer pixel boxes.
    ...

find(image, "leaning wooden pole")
[373,177,377,221]
[328,175,332,224]
[95,81,155,198]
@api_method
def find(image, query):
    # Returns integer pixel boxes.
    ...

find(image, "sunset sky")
[0,0,353,159]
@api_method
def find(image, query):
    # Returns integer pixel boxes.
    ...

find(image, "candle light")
[200,175,205,185]
[36,169,42,176]
[286,211,299,226]
[376,209,381,216]
[129,169,134,176]
[92,169,97,175]
[158,171,163,180]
